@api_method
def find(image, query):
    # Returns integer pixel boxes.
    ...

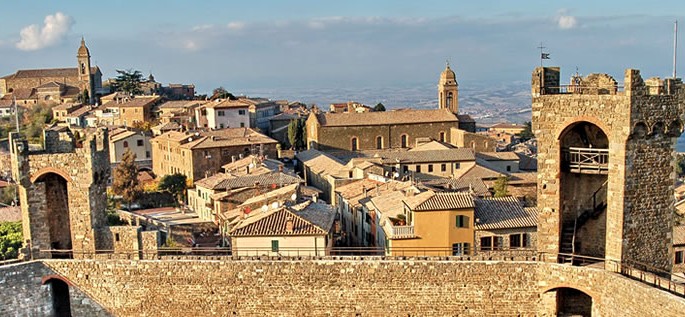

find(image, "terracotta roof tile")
[296,149,346,175]
[476,152,520,161]
[675,225,685,246]
[230,201,335,237]
[405,191,474,211]
[474,197,538,230]
[2,67,99,79]
[375,148,474,164]
[315,108,458,127]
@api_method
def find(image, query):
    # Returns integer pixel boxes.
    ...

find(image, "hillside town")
[0,39,543,257]
[2,32,685,315]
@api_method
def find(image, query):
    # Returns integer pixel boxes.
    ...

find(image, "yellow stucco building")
[385,191,474,256]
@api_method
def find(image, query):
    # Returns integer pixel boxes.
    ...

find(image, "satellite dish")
[195,132,200,136]
[187,137,193,142]
[248,163,255,169]
[291,193,297,201]
[261,205,268,213]
[271,202,279,209]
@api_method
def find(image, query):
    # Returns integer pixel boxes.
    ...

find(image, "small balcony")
[562,147,609,174]
[391,225,415,239]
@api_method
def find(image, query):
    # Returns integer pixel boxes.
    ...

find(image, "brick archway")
[30,167,73,184]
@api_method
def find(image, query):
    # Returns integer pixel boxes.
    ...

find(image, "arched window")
[81,62,86,74]
[470,141,475,149]
[376,136,383,149]
[446,92,453,109]
[123,141,129,148]
[401,134,408,148]
[439,132,446,142]
[351,137,358,151]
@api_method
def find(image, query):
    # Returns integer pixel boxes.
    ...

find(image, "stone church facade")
[0,38,103,105]
[306,64,476,152]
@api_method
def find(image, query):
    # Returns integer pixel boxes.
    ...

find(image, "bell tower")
[438,61,459,114]
[77,37,92,102]
[533,66,685,274]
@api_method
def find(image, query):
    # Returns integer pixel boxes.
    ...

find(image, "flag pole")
[674,20,678,78]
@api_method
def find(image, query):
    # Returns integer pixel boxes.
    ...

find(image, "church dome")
[441,64,456,80]
[77,37,90,56]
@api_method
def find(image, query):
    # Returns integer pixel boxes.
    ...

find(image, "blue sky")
[1,1,684,94]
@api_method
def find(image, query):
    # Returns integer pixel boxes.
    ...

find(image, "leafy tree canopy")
[493,176,509,198]
[158,173,188,205]
[111,150,141,206]
[113,69,144,96]
[517,121,534,141]
[0,221,22,260]
[210,87,237,100]
[374,103,386,112]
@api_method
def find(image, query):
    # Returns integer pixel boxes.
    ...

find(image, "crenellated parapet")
[533,66,685,274]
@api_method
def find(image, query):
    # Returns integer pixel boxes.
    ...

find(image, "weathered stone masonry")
[1,259,685,316]
[533,67,685,273]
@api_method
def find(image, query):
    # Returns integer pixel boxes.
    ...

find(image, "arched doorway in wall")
[34,172,72,258]
[558,121,609,263]
[542,287,593,317]
[43,277,72,317]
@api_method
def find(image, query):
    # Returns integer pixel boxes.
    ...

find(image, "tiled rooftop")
[474,197,538,230]
[314,108,458,127]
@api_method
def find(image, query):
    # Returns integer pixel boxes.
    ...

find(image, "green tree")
[113,69,144,96]
[287,118,306,150]
[493,176,509,197]
[158,173,188,206]
[210,87,237,100]
[21,103,53,143]
[517,121,534,141]
[111,150,141,209]
[374,102,386,112]
[79,89,90,104]
[0,221,22,260]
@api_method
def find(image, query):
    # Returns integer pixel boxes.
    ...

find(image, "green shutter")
[271,240,279,252]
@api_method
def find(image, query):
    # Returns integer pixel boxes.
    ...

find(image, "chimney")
[231,155,236,163]
[312,193,318,203]
[363,185,367,198]
[278,165,284,172]
[239,153,244,159]
[405,189,415,197]
[285,217,294,233]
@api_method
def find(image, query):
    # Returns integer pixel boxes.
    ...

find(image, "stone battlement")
[1,259,684,316]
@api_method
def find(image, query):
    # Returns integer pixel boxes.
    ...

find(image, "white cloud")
[557,15,577,29]
[227,22,245,31]
[192,24,213,31]
[183,40,198,51]
[16,12,74,51]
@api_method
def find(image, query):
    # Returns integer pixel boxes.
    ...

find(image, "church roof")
[441,65,456,80]
[78,38,90,56]
[1,67,99,80]
[314,108,458,127]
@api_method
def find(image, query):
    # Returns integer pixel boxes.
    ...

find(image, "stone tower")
[11,127,110,259]
[438,62,459,114]
[533,66,685,274]
[77,37,92,102]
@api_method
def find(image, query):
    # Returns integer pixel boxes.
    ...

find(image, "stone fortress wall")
[533,67,684,273]
[1,259,684,316]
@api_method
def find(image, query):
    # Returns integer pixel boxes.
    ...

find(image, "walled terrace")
[1,254,685,316]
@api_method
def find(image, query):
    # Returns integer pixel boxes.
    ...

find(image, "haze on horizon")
[1,0,684,96]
